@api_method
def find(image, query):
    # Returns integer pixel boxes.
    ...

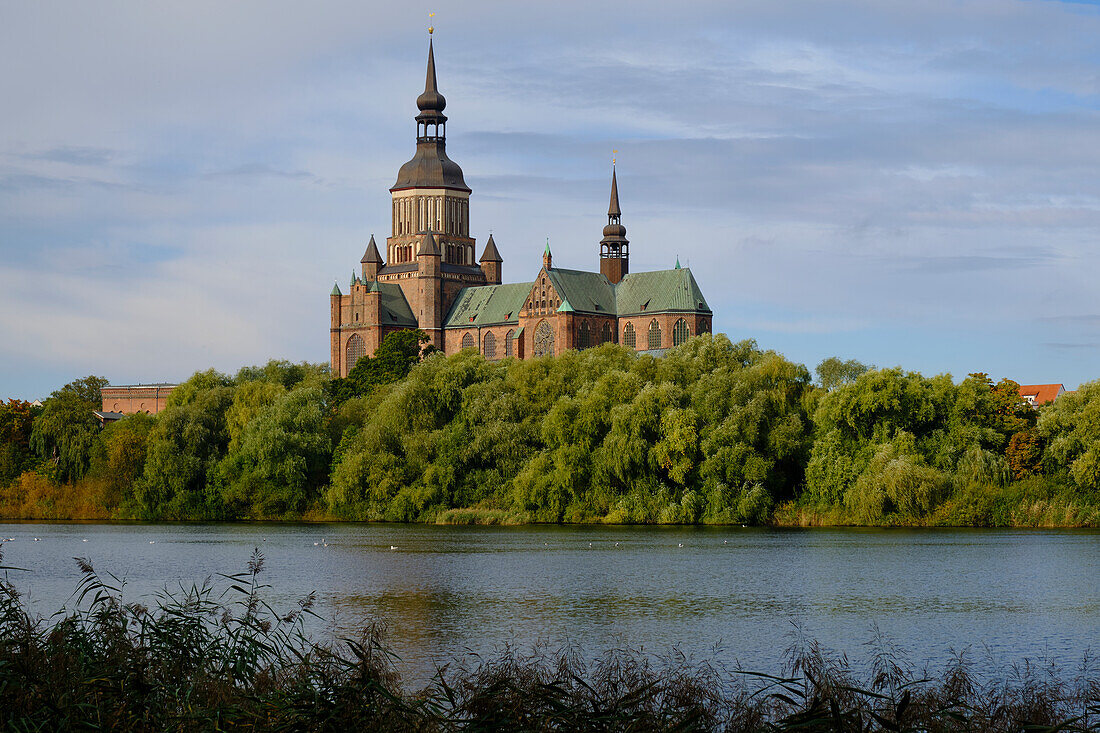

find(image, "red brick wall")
[101,386,176,415]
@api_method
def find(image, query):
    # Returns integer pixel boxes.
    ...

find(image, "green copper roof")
[375,282,417,326]
[442,266,710,328]
[545,268,617,315]
[443,282,532,328]
[368,279,383,293]
[331,282,342,296]
[615,267,711,315]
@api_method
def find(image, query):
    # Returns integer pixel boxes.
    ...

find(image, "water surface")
[2,523,1096,682]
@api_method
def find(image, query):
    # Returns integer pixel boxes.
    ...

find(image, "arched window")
[673,318,690,346]
[484,331,496,359]
[578,321,591,349]
[346,334,366,370]
[461,332,475,351]
[647,319,662,350]
[601,322,612,344]
[534,320,554,357]
[700,319,710,334]
[624,322,636,349]
[505,329,515,357]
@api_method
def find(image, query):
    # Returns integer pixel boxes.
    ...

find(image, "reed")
[1,547,1097,731]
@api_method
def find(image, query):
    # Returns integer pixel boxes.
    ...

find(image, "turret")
[417,230,443,346]
[599,166,629,284]
[329,282,343,376]
[361,235,383,280]
[543,240,553,270]
[479,233,502,284]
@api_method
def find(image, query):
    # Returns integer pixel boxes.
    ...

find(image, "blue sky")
[2,0,1099,399]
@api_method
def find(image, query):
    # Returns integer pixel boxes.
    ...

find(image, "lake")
[1,523,1097,684]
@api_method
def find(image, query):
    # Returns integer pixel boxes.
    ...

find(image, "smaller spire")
[608,166,621,218]
[480,233,502,262]
[368,279,382,293]
[417,39,446,114]
[331,281,342,296]
[419,230,441,256]
[675,256,681,270]
[349,271,357,289]
[543,238,552,269]
[361,234,383,264]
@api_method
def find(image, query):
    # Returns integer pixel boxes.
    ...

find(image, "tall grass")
[1,546,1097,731]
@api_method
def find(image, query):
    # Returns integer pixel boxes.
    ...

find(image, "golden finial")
[612,149,618,165]
[428,12,435,35]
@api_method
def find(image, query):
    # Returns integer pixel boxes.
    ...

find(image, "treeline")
[2,332,1099,525]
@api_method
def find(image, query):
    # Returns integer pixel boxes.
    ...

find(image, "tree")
[1039,381,1100,493]
[217,386,332,517]
[51,375,110,404]
[815,357,870,391]
[0,399,36,486]
[29,379,105,482]
[92,413,156,509]
[140,385,234,518]
[328,330,433,405]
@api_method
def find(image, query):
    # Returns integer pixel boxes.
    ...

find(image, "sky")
[2,0,1099,399]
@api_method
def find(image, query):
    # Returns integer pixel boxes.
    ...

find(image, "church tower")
[599,167,629,284]
[387,37,477,271]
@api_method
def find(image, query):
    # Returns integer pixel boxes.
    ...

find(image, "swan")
[389,545,398,550]
[677,543,684,548]
[149,541,155,544]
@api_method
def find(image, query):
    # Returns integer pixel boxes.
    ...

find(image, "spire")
[608,166,621,218]
[368,279,382,293]
[599,164,629,284]
[349,271,357,289]
[331,281,341,296]
[361,234,383,264]
[419,230,441,256]
[675,256,681,270]
[392,37,469,192]
[416,39,446,114]
[543,238,552,270]
[480,233,502,262]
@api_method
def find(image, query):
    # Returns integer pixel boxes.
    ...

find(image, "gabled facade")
[1016,383,1066,407]
[330,36,713,375]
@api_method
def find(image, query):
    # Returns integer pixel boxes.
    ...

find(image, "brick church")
[329,37,712,377]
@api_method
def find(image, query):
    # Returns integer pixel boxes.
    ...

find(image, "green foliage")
[29,384,102,482]
[0,399,36,486]
[140,382,234,519]
[1039,380,1100,493]
[328,329,433,405]
[328,335,816,524]
[50,375,109,404]
[89,413,156,509]
[4,337,1100,527]
[815,356,870,391]
[217,386,332,517]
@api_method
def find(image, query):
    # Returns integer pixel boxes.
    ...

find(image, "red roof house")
[1016,384,1065,407]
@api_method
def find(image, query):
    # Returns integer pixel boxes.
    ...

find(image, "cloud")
[3,0,1100,396]
[1043,342,1100,350]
